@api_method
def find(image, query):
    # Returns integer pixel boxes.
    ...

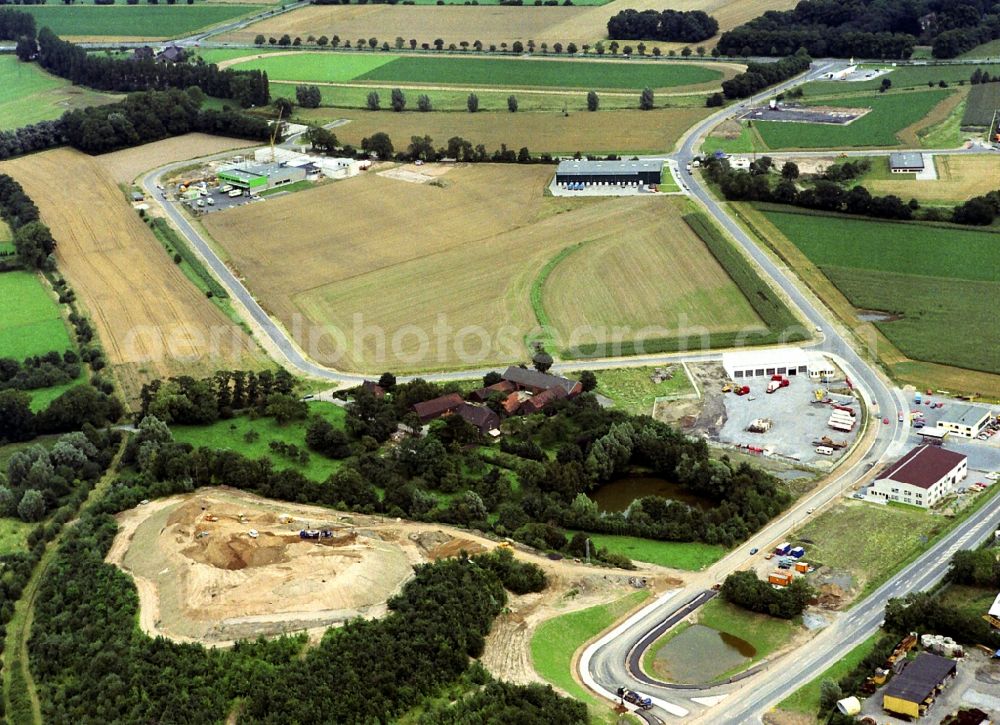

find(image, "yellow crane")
[269,106,284,163]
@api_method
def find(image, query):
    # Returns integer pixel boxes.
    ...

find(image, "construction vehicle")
[497,541,514,551]
[300,529,321,539]
[734,385,751,396]
[747,418,773,433]
[248,529,259,539]
[617,688,653,710]
[813,388,828,402]
[204,514,219,522]
[812,436,848,449]
[722,382,733,393]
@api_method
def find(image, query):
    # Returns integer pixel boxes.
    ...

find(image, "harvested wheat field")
[318,106,714,155]
[97,133,259,184]
[108,487,681,683]
[202,164,752,372]
[542,196,765,348]
[865,154,1000,203]
[0,149,266,400]
[227,0,795,48]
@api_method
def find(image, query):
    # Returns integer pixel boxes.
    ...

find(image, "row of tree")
[706,155,906,214]
[717,0,1000,59]
[33,25,269,106]
[59,88,273,154]
[0,6,34,39]
[0,385,123,445]
[138,368,296,424]
[0,350,80,393]
[721,52,812,100]
[607,9,719,43]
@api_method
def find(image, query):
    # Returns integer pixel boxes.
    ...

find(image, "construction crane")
[269,106,284,163]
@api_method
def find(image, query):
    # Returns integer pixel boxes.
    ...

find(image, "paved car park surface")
[718,379,860,465]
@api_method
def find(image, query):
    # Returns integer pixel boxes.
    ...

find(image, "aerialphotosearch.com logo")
[120,312,879,368]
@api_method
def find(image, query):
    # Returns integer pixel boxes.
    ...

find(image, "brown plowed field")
[201,164,756,372]
[225,0,797,49]
[98,133,259,184]
[0,149,265,401]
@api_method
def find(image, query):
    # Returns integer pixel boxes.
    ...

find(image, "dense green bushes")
[721,570,814,619]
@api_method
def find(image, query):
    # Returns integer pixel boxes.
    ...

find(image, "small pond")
[652,624,756,684]
[589,475,714,513]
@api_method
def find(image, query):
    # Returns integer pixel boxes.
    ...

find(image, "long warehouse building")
[555,159,663,186]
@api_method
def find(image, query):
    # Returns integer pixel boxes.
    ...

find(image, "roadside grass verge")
[777,633,881,714]
[170,403,348,482]
[531,590,649,712]
[579,532,724,571]
[0,271,74,360]
[593,365,695,416]
[259,180,316,197]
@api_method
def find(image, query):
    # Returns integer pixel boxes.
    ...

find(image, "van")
[815,446,833,456]
[228,189,243,198]
[206,197,215,206]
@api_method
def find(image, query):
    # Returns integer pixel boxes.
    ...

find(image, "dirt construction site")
[108,488,680,679]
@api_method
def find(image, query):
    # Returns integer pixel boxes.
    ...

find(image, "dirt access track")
[107,488,681,689]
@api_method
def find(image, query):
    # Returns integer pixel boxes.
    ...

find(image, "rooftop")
[878,444,966,489]
[989,592,1000,619]
[501,366,580,395]
[884,652,956,704]
[889,152,925,170]
[218,162,295,182]
[941,404,990,427]
[556,159,663,175]
[412,393,463,421]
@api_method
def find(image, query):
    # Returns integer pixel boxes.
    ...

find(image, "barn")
[555,159,663,188]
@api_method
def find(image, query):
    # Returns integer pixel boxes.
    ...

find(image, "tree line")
[27,468,583,723]
[720,52,812,100]
[607,9,718,43]
[60,88,273,154]
[33,24,269,106]
[717,0,1000,59]
[0,7,34,40]
[703,155,1000,226]
[0,351,81,394]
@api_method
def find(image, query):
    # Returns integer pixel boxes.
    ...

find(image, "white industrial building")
[870,444,967,508]
[723,348,830,380]
[937,404,991,439]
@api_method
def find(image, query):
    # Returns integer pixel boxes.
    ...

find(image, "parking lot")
[718,376,860,466]
[548,179,664,197]
[902,396,1000,474]
[175,186,259,215]
[738,104,871,125]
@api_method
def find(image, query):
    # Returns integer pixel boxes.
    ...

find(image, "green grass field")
[778,633,881,714]
[593,365,695,415]
[580,532,725,571]
[0,55,118,130]
[170,403,348,481]
[0,271,74,359]
[794,502,942,594]
[960,38,1000,59]
[530,591,649,709]
[18,4,257,37]
[761,209,1000,373]
[753,89,951,149]
[229,52,722,90]
[0,517,32,556]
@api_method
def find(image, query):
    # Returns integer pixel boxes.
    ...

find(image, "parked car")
[750,547,759,555]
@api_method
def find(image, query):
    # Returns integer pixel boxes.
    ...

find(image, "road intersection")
[136,56,1000,725]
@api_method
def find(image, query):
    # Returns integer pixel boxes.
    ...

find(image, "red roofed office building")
[871,445,967,508]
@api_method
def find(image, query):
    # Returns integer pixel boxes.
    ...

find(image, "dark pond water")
[653,624,756,684]
[589,475,714,513]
